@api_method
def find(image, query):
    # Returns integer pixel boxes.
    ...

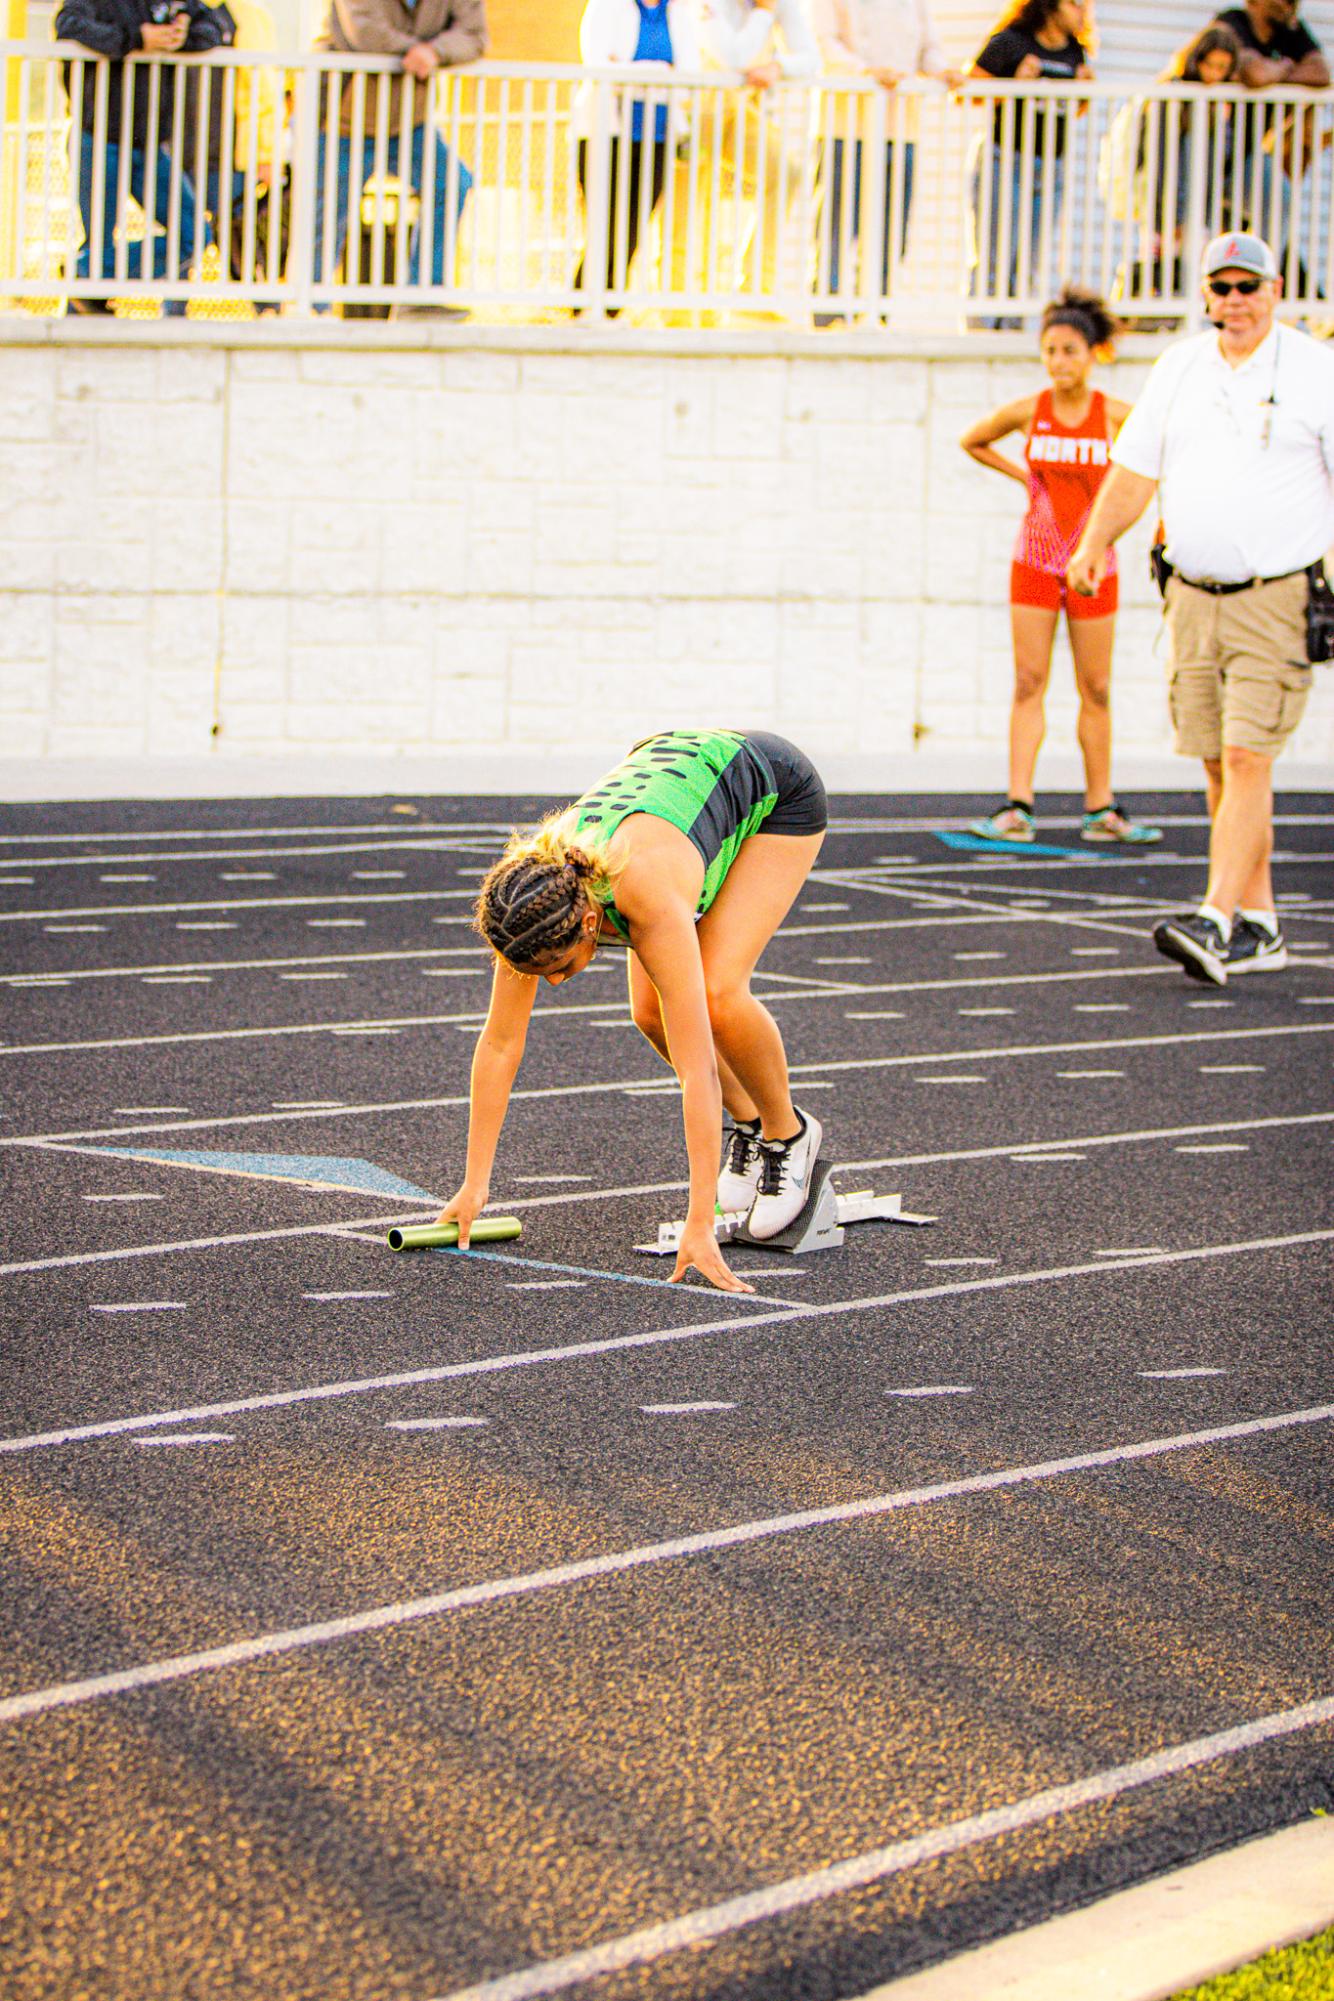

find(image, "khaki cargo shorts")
[1164,571,1313,760]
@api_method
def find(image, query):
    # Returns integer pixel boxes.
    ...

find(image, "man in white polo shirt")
[1068,232,1334,985]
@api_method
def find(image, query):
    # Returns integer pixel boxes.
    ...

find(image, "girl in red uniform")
[960,288,1161,843]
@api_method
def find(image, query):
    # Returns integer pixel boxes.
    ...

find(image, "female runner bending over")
[436,728,828,1294]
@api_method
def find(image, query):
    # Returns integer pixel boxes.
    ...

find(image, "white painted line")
[274,1100,346,1110]
[176,922,237,931]
[640,1401,737,1414]
[307,918,367,928]
[1056,1069,1124,1078]
[1176,1143,1250,1154]
[7,1230,1330,1454]
[958,1008,1014,1017]
[90,1302,186,1314]
[2,1408,1330,1742]
[219,872,275,881]
[507,1281,588,1291]
[142,975,212,985]
[1096,1247,1166,1257]
[279,972,348,981]
[111,1106,192,1117]
[82,1193,164,1204]
[43,923,105,933]
[954,952,1005,961]
[8,976,70,987]
[302,1291,394,1302]
[435,1700,1334,2001]
[1199,1064,1265,1074]
[1008,1153,1086,1163]
[799,902,851,911]
[845,1011,906,1020]
[1187,999,1233,1009]
[387,1417,489,1431]
[1073,1003,1131,1014]
[330,1026,400,1037]
[135,1433,234,1447]
[915,1076,988,1085]
[421,968,485,978]
[353,871,404,880]
[1070,947,1120,956]
[0,889,474,925]
[0,876,34,884]
[816,956,873,965]
[1139,1368,1227,1379]
[886,1386,974,1398]
[924,1258,997,1268]
[100,874,155,883]
[1299,996,1334,1006]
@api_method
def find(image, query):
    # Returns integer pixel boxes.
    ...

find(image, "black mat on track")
[2,791,1332,2001]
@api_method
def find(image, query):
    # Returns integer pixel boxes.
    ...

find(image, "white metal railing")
[1,45,1330,327]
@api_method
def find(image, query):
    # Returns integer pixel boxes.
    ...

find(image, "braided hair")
[1041,285,1120,354]
[475,810,619,970]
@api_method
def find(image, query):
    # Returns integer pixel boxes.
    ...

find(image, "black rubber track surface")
[1,791,1331,2001]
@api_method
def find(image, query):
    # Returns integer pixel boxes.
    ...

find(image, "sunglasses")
[1207,276,1263,297]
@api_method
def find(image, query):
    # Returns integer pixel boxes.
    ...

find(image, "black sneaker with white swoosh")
[1225,918,1288,975]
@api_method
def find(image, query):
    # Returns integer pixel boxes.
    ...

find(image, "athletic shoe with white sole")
[1081,803,1163,845]
[745,1109,824,1241]
[1153,911,1229,985]
[717,1118,764,1210]
[1226,918,1288,976]
[967,802,1035,842]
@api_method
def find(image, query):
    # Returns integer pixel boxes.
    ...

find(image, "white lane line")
[1139,1368,1227,1379]
[1097,1246,1166,1257]
[799,902,850,911]
[302,1291,394,1302]
[142,975,212,985]
[307,918,367,929]
[511,1175,592,1185]
[387,1417,488,1431]
[1057,1068,1124,1078]
[845,1011,906,1021]
[1199,1064,1265,1075]
[43,923,105,933]
[176,922,236,932]
[8,977,70,987]
[99,874,155,883]
[82,1193,163,1204]
[815,956,873,966]
[886,1386,974,1398]
[331,1026,400,1037]
[89,1302,187,1314]
[280,972,348,982]
[110,1106,191,1117]
[1074,1003,1131,1014]
[954,952,1005,961]
[924,1258,997,1268]
[1188,999,1234,1009]
[1008,1152,1086,1163]
[431,1694,1334,2001]
[219,872,276,881]
[135,1433,233,1447]
[915,1076,988,1085]
[1,1405,1329,1727]
[1299,997,1334,1006]
[0,876,34,884]
[0,890,475,925]
[958,1007,1014,1017]
[6,1229,1331,1454]
[507,1281,588,1291]
[421,968,486,979]
[274,1100,345,1110]
[1176,1143,1250,1154]
[1071,947,1120,956]
[640,1401,736,1414]
[353,871,405,880]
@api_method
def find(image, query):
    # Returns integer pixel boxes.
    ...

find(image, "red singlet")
[1011,387,1118,619]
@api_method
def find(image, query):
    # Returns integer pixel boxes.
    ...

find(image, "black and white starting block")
[635,1158,935,1259]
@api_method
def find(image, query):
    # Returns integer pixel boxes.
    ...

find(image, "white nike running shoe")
[718,1118,764,1211]
[745,1109,824,1241]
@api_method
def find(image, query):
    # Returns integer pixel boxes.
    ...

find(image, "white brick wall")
[2,326,1332,792]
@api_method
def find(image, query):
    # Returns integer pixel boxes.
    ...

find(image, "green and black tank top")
[572,729,780,941]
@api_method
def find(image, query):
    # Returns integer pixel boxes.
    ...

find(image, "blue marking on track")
[934,831,1106,860]
[83,1147,440,1204]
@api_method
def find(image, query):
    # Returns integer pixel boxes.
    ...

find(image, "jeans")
[75,132,202,287]
[312,124,472,296]
[970,142,1064,323]
[821,137,915,302]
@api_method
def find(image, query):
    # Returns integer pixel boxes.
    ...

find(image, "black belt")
[1177,568,1305,596]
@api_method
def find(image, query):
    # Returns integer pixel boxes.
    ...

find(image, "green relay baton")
[386,1216,523,1252]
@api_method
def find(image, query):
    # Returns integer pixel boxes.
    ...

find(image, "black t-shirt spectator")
[1212,7,1323,165]
[975,27,1085,153]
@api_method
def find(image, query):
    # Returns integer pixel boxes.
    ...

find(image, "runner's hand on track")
[671,1221,754,1293]
[436,1184,487,1248]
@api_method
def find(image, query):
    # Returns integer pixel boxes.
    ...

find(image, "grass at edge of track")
[1170,1921,1334,1999]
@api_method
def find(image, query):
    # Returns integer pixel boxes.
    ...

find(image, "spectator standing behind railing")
[1209,0,1329,275]
[967,0,1092,330]
[311,0,485,316]
[573,0,703,312]
[811,0,963,323]
[700,0,819,299]
[56,0,230,313]
[200,0,285,310]
[959,288,1161,847]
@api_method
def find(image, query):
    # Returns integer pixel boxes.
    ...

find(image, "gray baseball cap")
[1201,231,1279,280]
